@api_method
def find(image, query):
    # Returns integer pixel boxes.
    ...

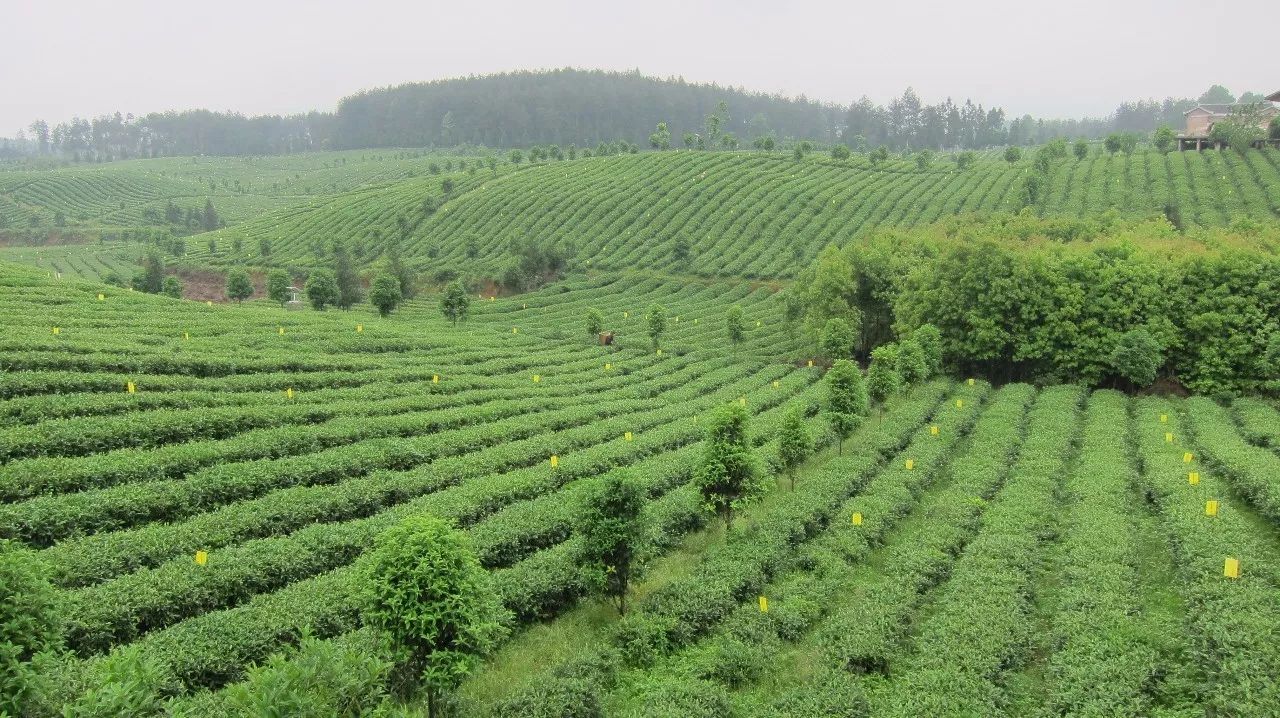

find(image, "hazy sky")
[5,0,1277,134]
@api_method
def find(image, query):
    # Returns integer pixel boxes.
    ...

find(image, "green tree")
[361,516,508,714]
[1109,327,1164,387]
[202,198,219,231]
[776,407,812,491]
[332,241,362,310]
[226,268,253,303]
[1211,103,1268,154]
[267,269,290,306]
[869,146,890,166]
[586,307,604,337]
[831,144,851,160]
[820,317,856,361]
[866,343,903,412]
[824,359,868,453]
[508,149,524,165]
[1152,126,1176,153]
[1073,138,1089,160]
[897,338,928,384]
[955,151,977,170]
[1,539,61,716]
[1003,146,1022,163]
[140,248,165,293]
[258,237,272,257]
[1104,133,1123,154]
[911,324,943,375]
[695,403,762,529]
[649,122,672,150]
[1270,116,1280,141]
[914,149,934,170]
[726,304,745,345]
[161,276,182,299]
[1199,84,1235,104]
[369,273,403,317]
[646,303,667,349]
[305,269,339,311]
[440,280,471,325]
[578,472,646,615]
[223,635,394,718]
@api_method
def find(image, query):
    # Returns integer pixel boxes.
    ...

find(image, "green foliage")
[646,303,666,349]
[63,646,171,717]
[695,403,762,528]
[794,244,861,347]
[1073,138,1089,159]
[160,276,182,299]
[1108,327,1163,387]
[578,472,646,615]
[440,280,471,325]
[222,633,395,718]
[369,273,403,317]
[508,149,524,165]
[139,248,165,294]
[823,359,867,453]
[266,269,290,306]
[225,268,253,303]
[819,317,855,361]
[868,146,889,166]
[911,324,943,375]
[914,149,934,170]
[955,151,976,170]
[1003,146,1022,163]
[830,144,851,161]
[585,307,604,337]
[361,515,508,708]
[726,305,745,345]
[1270,116,1280,141]
[0,539,60,717]
[1152,126,1176,153]
[332,241,362,310]
[897,338,929,384]
[776,407,811,490]
[304,268,339,311]
[866,343,902,405]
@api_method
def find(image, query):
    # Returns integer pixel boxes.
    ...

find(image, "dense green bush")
[0,539,61,716]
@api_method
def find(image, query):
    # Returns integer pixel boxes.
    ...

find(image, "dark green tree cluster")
[695,403,763,529]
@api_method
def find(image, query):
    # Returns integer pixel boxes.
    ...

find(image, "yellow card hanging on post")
[1165,432,1173,443]
[1224,557,1240,579]
[195,551,208,566]
[1188,472,1199,485]
[905,459,914,470]
[278,326,285,335]
[605,362,612,370]
[1159,414,1168,423]
[432,374,439,384]
[512,327,519,334]
[967,378,974,386]
[126,382,136,394]
[286,387,294,400]
[356,324,363,333]
[97,293,104,301]
[956,399,964,409]
[1205,500,1219,517]
[623,311,629,319]
[807,359,814,367]
[1183,452,1193,464]
[930,425,939,436]
[549,455,559,468]
[656,349,662,356]
[206,300,212,307]
[532,374,540,383]
[51,327,60,335]
[758,596,768,613]
[852,512,863,526]
[772,380,780,388]
[624,431,633,442]
[183,332,190,341]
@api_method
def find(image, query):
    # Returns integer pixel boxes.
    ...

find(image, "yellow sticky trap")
[930,425,939,436]
[739,396,747,407]
[278,327,285,335]
[512,327,519,334]
[956,399,964,409]
[758,596,768,613]
[656,349,663,356]
[1205,500,1218,517]
[1183,452,1193,464]
[807,359,814,367]
[605,362,612,370]
[356,324,363,333]
[550,455,559,468]
[852,512,863,526]
[97,293,104,301]
[1165,432,1173,443]
[183,332,190,341]
[905,459,915,470]
[967,378,975,386]
[195,551,208,566]
[286,388,295,400]
[1159,414,1168,423]
[522,303,527,309]
[694,318,699,324]
[772,380,780,388]
[126,382,136,394]
[1188,472,1200,485]
[532,374,541,383]
[489,296,495,302]
[432,375,439,384]
[206,300,213,307]
[624,431,633,442]
[756,320,762,327]
[51,327,61,335]
[623,311,629,319]
[1224,557,1240,579]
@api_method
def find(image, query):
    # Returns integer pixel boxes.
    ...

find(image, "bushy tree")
[1003,146,1022,163]
[383,241,416,300]
[267,269,290,306]
[332,241,362,310]
[777,407,812,491]
[508,149,524,165]
[369,273,403,317]
[824,359,868,453]
[831,144,851,160]
[955,151,976,170]
[911,324,943,375]
[578,472,646,615]
[161,276,182,299]
[649,122,672,150]
[897,338,928,384]
[64,646,170,717]
[726,305,745,345]
[1152,126,1176,153]
[866,343,903,412]
[305,269,339,311]
[820,317,856,361]
[646,303,666,349]
[914,149,934,170]
[139,248,165,293]
[226,268,253,303]
[1,539,61,716]
[223,634,394,718]
[695,403,762,529]
[869,146,889,166]
[440,280,471,325]
[361,516,508,713]
[586,307,604,337]
[1109,328,1164,387]
[1074,138,1089,159]
[1270,116,1280,141]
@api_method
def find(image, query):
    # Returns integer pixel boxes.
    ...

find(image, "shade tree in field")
[776,407,812,491]
[1004,146,1022,163]
[577,472,646,615]
[695,403,762,529]
[226,268,253,304]
[266,269,290,306]
[1152,126,1176,153]
[161,276,182,299]
[361,516,507,715]
[440,280,471,325]
[1109,327,1164,388]
[831,144,851,160]
[1074,139,1089,159]
[332,241,362,310]
[820,317,856,361]
[911,324,943,375]
[866,343,903,414]
[304,269,339,311]
[824,359,868,453]
[726,305,745,345]
[369,273,403,317]
[649,122,672,150]
[134,248,165,294]
[585,307,604,337]
[646,303,667,349]
[897,338,929,384]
